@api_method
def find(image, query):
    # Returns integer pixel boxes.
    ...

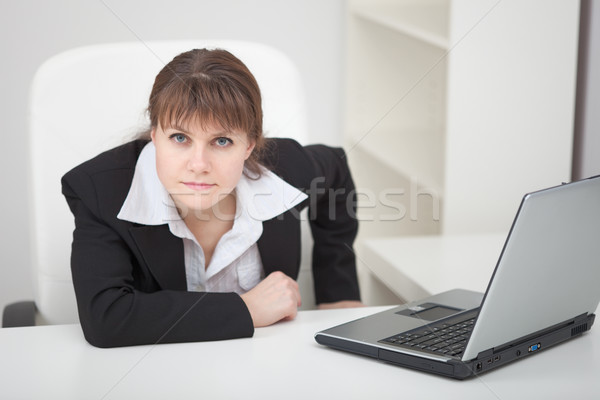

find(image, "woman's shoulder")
[261,138,314,186]
[264,136,341,168]
[61,140,150,216]
[262,137,348,185]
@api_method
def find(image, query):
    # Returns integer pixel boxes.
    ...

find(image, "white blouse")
[117,142,307,294]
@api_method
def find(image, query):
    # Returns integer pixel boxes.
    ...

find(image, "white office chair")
[3,40,314,326]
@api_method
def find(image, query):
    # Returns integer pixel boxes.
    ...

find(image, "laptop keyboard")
[380,310,479,358]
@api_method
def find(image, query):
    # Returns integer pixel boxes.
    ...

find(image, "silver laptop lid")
[462,176,600,361]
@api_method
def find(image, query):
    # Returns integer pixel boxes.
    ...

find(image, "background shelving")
[345,0,580,303]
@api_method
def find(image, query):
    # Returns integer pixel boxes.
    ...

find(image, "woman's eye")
[170,134,187,143]
[215,137,232,147]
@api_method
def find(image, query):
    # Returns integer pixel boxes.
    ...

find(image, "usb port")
[528,343,541,352]
[494,355,500,362]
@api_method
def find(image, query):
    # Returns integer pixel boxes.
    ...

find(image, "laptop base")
[316,310,595,380]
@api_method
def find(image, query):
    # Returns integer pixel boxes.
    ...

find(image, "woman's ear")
[245,139,256,160]
[150,127,156,143]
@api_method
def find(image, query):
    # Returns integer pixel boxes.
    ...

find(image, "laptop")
[315,175,600,379]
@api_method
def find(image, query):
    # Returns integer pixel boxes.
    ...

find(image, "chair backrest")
[30,40,312,324]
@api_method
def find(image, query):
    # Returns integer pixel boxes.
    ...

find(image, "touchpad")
[396,302,463,321]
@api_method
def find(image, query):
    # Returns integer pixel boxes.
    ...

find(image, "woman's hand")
[240,271,302,327]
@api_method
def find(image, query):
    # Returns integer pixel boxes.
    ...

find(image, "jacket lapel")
[129,225,187,291]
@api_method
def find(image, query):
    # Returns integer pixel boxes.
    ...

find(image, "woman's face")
[151,120,255,219]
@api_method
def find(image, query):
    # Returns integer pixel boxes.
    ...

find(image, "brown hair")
[146,48,266,176]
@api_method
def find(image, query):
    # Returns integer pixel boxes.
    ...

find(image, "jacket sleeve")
[303,144,361,304]
[61,167,254,348]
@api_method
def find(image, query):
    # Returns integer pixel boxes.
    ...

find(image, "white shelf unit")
[351,1,450,49]
[344,0,580,303]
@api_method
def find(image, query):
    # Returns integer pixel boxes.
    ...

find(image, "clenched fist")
[240,271,302,327]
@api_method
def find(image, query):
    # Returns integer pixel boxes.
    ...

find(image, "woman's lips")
[183,182,215,191]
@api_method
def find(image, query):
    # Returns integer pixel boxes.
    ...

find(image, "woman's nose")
[187,145,211,173]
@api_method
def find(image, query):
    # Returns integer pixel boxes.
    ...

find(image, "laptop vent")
[571,323,588,336]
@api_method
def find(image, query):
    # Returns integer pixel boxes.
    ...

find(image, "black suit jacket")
[62,138,360,347]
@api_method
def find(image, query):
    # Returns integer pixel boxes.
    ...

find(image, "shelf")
[351,1,450,50]
[361,233,506,301]
[348,127,444,195]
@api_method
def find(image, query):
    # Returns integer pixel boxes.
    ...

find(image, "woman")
[62,48,362,348]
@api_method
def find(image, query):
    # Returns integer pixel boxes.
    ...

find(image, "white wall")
[0,0,344,314]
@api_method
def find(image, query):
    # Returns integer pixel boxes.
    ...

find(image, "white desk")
[361,234,506,302]
[1,306,598,399]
